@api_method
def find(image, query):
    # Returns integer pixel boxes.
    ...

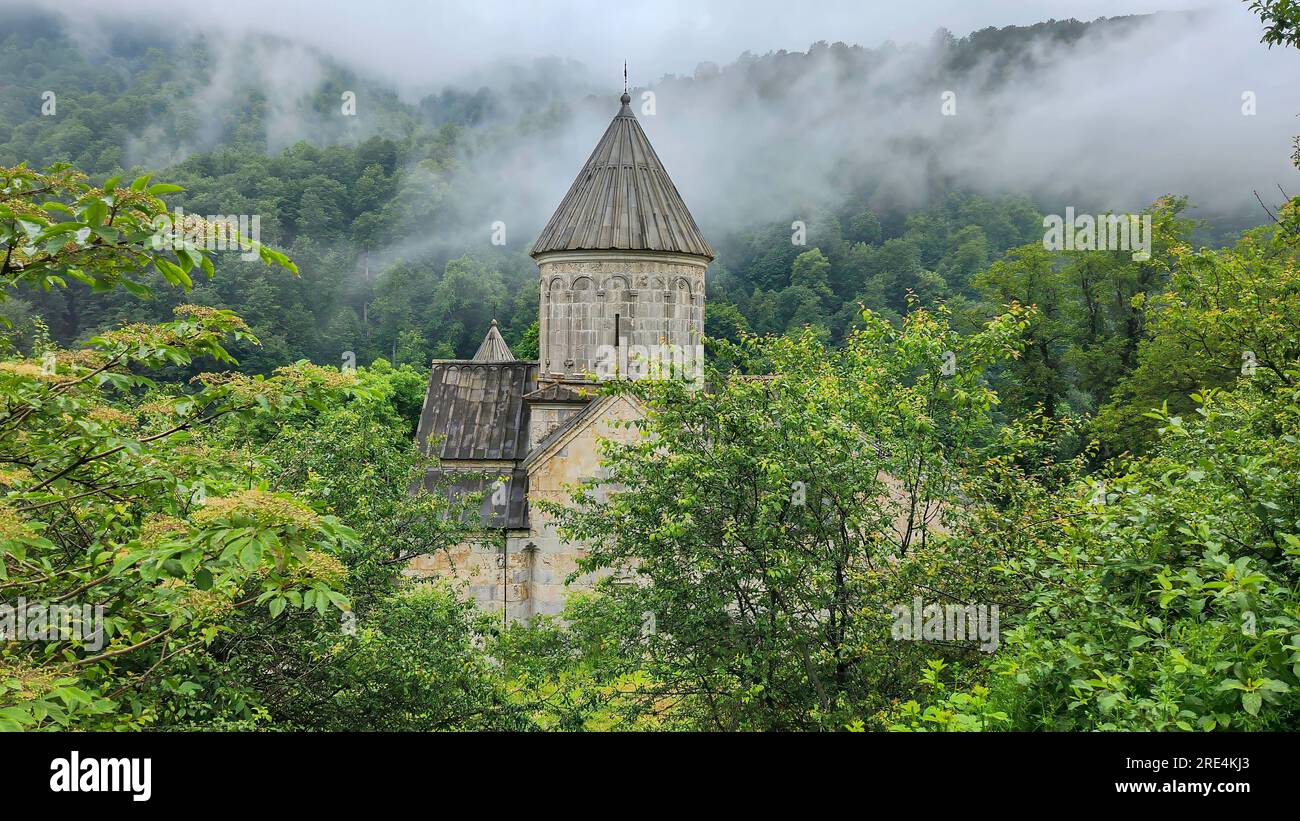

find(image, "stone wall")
[535,251,707,380]
[527,402,583,452]
[406,534,533,622]
[406,395,645,621]
[522,395,644,616]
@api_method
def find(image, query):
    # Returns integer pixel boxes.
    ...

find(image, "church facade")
[406,90,714,620]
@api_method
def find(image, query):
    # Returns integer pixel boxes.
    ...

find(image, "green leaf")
[1242,691,1262,716]
[239,539,263,569]
[154,257,192,288]
[34,221,86,241]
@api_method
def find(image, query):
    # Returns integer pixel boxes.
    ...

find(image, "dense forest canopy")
[0,1,1298,733]
[1,5,1292,373]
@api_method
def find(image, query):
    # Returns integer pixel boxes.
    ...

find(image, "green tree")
[846,209,882,245]
[790,248,833,307]
[511,320,539,360]
[545,302,1033,729]
[1248,0,1300,48]
[895,383,1300,731]
[1095,225,1300,453]
[0,165,487,732]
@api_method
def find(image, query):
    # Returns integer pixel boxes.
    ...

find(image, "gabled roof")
[416,362,538,461]
[472,319,516,362]
[521,393,642,471]
[531,92,714,260]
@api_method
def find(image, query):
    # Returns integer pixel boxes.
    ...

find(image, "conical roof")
[532,92,713,260]
[471,319,516,362]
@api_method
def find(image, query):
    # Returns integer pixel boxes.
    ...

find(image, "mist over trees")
[1,2,1299,732]
[2,4,1295,375]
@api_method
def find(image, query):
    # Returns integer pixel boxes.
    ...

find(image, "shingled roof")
[531,92,714,260]
[422,467,529,530]
[416,362,538,461]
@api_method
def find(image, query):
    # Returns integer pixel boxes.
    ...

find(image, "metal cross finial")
[624,61,628,94]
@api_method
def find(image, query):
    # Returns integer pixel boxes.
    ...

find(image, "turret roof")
[531,91,714,260]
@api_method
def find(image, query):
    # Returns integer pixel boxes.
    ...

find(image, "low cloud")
[30,0,1300,255]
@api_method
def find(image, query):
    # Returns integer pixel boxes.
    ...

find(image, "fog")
[40,0,1213,86]
[22,0,1300,252]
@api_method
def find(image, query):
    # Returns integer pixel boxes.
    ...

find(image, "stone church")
[406,89,713,620]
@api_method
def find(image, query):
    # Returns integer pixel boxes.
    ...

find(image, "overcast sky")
[34,0,1219,86]
[14,0,1298,241]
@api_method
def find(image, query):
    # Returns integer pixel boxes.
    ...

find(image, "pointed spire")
[531,86,714,259]
[472,319,516,362]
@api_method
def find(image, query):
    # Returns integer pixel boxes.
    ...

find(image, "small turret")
[471,318,516,363]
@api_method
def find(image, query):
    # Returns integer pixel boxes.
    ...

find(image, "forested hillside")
[1,1,1299,733]
[2,7,1277,453]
